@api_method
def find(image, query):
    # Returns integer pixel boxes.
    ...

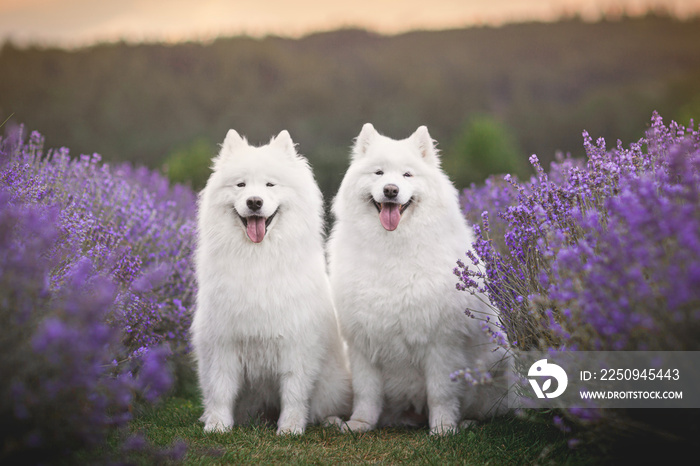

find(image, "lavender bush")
[458,112,699,351]
[0,126,195,462]
[457,112,699,450]
[2,127,196,359]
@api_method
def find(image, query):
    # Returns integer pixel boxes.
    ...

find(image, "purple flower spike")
[1,126,192,461]
[458,113,700,437]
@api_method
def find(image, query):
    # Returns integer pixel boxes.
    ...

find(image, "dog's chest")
[338,247,466,353]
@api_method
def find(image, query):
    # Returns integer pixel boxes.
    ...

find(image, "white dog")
[191,129,352,435]
[327,124,509,435]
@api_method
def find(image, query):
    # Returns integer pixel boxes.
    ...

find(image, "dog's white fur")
[327,124,509,435]
[191,129,351,435]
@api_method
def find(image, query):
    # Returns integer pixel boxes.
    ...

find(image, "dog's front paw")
[276,422,305,436]
[203,419,233,433]
[341,419,374,433]
[429,424,459,436]
[277,409,307,435]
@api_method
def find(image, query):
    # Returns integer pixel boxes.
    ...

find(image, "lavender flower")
[1,125,197,362]
[0,126,192,461]
[458,112,700,445]
[459,112,700,351]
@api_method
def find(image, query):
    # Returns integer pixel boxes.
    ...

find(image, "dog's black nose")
[384,184,399,199]
[247,196,263,211]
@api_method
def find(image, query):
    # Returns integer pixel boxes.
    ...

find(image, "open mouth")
[237,210,277,243]
[371,198,413,231]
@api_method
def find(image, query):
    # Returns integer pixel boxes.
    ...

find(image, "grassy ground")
[116,394,599,465]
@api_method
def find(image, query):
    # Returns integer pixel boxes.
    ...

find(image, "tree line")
[1,14,699,196]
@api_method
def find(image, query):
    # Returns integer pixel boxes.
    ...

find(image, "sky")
[1,0,699,47]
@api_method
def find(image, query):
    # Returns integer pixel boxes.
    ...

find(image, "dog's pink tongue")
[379,203,401,231]
[246,216,266,243]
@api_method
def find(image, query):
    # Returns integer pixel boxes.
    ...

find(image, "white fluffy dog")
[191,129,352,435]
[327,124,509,435]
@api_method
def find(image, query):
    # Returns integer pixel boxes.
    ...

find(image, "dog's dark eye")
[236,182,246,188]
[375,170,384,176]
[266,182,275,187]
[403,172,413,178]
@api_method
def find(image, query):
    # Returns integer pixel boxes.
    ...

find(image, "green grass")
[119,394,599,465]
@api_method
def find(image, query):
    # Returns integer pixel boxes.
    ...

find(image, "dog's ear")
[222,129,247,154]
[352,123,378,159]
[411,126,439,165]
[271,130,297,157]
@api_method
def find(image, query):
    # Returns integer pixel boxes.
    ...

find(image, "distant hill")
[2,14,699,195]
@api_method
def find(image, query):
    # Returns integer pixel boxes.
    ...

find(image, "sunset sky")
[1,0,699,47]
